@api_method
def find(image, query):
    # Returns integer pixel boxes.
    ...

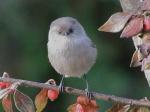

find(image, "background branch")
[0,76,150,107]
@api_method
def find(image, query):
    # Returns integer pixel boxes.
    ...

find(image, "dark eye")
[68,28,73,34]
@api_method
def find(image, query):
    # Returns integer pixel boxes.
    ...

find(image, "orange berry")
[47,89,59,101]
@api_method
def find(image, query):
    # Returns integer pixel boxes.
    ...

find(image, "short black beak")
[58,27,73,36]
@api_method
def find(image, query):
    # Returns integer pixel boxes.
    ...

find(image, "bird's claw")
[59,82,64,93]
[85,89,93,100]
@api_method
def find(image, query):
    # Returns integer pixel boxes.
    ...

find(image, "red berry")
[0,82,11,89]
[0,82,7,89]
[144,17,150,31]
[47,89,59,101]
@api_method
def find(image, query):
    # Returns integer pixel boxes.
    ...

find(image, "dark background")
[0,0,149,112]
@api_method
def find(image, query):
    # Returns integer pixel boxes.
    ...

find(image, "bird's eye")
[68,28,73,34]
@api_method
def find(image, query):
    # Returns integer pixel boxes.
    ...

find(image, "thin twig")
[0,76,150,107]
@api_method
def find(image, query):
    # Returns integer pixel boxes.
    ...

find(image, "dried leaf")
[145,63,150,70]
[67,104,76,112]
[98,12,132,33]
[106,104,130,112]
[67,95,99,112]
[132,35,143,50]
[77,95,90,105]
[121,17,143,38]
[0,82,20,99]
[35,89,48,112]
[141,0,150,11]
[130,50,142,67]
[142,55,150,71]
[142,50,150,89]
[139,43,150,57]
[129,106,150,112]
[2,94,13,112]
[143,33,150,43]
[0,88,12,100]
[120,0,143,12]
[13,90,35,112]
[144,69,150,86]
[67,104,86,112]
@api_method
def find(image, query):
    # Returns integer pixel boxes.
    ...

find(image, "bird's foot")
[59,76,65,93]
[85,88,94,100]
[59,83,64,93]
[59,82,64,93]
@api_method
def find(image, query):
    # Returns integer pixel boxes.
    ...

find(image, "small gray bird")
[47,17,97,96]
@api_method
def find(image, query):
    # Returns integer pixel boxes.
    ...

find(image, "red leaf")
[35,89,48,112]
[139,43,150,57]
[141,0,150,10]
[35,79,57,112]
[106,104,130,112]
[98,12,132,33]
[129,106,150,112]
[0,82,21,100]
[13,90,35,112]
[130,50,142,67]
[132,36,143,50]
[67,95,99,112]
[121,17,143,38]
[76,104,85,112]
[2,95,13,112]
[0,88,12,100]
[120,0,143,12]
[77,95,90,105]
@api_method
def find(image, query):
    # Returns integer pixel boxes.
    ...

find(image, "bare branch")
[0,76,150,107]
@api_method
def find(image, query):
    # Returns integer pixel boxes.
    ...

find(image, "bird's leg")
[59,75,65,93]
[83,75,93,99]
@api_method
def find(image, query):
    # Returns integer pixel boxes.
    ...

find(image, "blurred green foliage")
[0,0,149,112]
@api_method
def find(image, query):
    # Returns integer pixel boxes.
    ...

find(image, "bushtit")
[47,17,97,97]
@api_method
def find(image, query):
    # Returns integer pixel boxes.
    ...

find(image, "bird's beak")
[57,26,69,36]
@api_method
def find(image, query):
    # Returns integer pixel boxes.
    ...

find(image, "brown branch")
[0,76,150,107]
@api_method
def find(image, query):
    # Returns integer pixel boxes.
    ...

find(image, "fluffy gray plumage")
[47,17,97,78]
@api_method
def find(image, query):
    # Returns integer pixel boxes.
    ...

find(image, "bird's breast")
[47,35,97,77]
